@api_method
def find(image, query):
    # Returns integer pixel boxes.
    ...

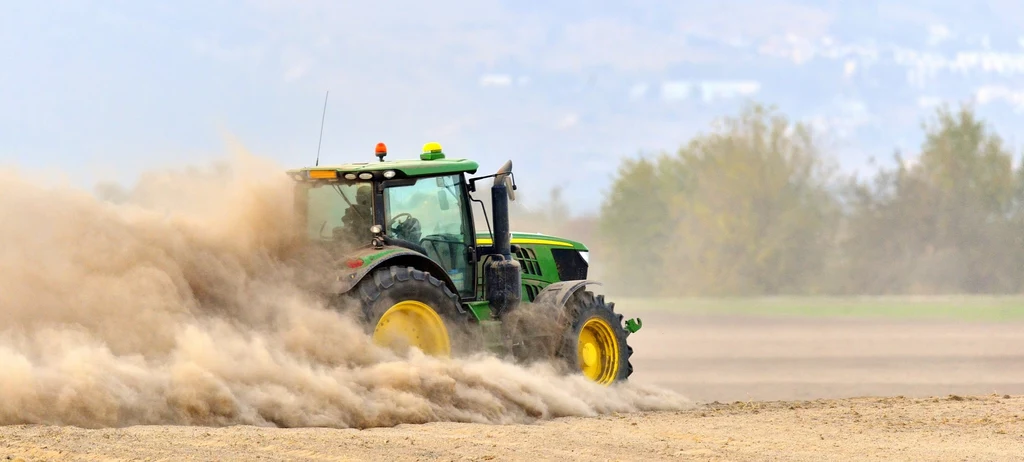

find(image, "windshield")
[305,181,374,245]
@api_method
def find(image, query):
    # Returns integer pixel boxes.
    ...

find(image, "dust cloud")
[0,146,689,429]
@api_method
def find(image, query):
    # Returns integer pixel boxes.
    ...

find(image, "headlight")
[578,250,589,265]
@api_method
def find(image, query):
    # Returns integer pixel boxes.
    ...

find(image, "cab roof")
[291,158,478,177]
[287,143,479,179]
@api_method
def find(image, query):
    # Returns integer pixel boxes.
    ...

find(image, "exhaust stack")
[485,160,521,318]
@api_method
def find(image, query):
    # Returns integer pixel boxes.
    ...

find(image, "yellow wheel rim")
[577,316,620,385]
[372,300,451,356]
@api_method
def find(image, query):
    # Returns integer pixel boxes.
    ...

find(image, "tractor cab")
[287,142,488,299]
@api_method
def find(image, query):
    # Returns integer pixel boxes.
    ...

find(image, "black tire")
[554,290,633,384]
[349,265,474,356]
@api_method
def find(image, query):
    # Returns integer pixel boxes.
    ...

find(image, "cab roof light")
[375,142,387,162]
[420,141,445,161]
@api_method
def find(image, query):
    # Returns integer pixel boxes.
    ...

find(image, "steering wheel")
[388,213,413,230]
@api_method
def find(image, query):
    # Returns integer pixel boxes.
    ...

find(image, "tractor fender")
[331,246,459,296]
[532,280,602,309]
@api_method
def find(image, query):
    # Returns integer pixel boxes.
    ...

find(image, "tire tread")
[555,289,634,383]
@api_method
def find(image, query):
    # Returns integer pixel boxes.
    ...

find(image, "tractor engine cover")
[486,257,522,319]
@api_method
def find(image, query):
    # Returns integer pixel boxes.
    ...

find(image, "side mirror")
[437,189,450,210]
[504,175,516,202]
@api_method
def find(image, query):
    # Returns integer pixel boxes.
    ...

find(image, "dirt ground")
[3,312,1023,461]
[629,311,1024,403]
[2,395,1021,461]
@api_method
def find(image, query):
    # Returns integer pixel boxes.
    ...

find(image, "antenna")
[315,90,329,166]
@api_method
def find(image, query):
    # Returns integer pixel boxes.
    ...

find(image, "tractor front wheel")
[351,266,468,357]
[556,290,633,385]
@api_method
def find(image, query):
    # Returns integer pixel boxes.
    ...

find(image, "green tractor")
[287,141,642,385]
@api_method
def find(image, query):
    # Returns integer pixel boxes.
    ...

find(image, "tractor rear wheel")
[351,265,468,357]
[555,290,633,385]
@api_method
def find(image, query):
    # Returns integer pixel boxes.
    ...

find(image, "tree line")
[514,102,1024,297]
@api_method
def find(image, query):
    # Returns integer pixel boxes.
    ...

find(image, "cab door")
[381,173,476,298]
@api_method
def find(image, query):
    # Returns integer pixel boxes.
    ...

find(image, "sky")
[5,1,1024,214]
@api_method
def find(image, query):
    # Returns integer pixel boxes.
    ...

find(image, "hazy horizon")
[8,1,1024,214]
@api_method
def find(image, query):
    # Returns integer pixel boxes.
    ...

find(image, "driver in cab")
[339,185,423,249]
[340,185,373,244]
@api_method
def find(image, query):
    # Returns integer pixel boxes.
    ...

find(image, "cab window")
[383,174,473,295]
[305,181,374,245]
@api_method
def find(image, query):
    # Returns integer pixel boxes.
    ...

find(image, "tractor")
[286,141,642,385]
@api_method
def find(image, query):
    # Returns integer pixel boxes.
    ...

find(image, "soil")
[629,311,1024,403]
[4,312,1023,461]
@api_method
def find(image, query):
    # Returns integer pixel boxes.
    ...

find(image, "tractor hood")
[474,232,588,251]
